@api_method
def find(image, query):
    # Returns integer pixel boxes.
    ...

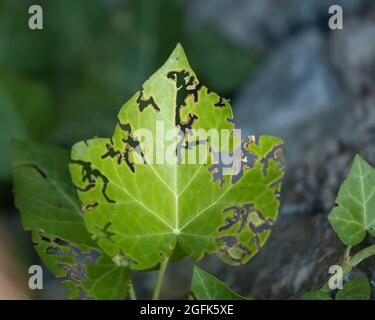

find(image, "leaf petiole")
[349,244,375,267]
[152,257,169,300]
[343,245,352,262]
[129,282,137,300]
[321,244,375,292]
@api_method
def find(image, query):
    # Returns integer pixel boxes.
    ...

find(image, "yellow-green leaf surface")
[70,44,284,270]
[329,155,375,246]
[12,140,130,299]
[191,266,248,300]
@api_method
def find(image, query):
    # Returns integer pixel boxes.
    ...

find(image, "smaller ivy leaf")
[301,290,332,300]
[80,255,131,300]
[191,266,248,300]
[335,279,371,300]
[12,140,130,300]
[328,155,375,246]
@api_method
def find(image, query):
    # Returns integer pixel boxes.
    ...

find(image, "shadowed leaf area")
[12,140,130,299]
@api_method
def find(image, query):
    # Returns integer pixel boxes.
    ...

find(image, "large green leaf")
[12,140,130,300]
[335,279,371,300]
[69,44,284,270]
[191,266,247,300]
[329,155,375,246]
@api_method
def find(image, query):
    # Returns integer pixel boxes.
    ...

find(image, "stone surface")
[196,6,375,300]
[234,29,346,165]
[283,14,375,216]
[331,16,375,94]
[201,214,344,299]
[185,0,370,53]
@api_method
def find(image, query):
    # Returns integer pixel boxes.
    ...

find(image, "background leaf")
[336,279,371,300]
[12,140,130,300]
[69,44,284,270]
[301,290,332,300]
[185,24,260,96]
[0,0,257,182]
[191,266,247,300]
[328,155,375,246]
[0,73,53,180]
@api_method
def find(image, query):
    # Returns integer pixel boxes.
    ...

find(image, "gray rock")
[200,214,344,299]
[234,29,346,165]
[152,12,375,301]
[177,3,375,301]
[330,14,375,96]
[281,22,375,220]
[284,13,375,215]
[185,0,370,53]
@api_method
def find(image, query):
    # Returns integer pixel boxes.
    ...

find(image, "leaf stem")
[350,244,375,266]
[321,244,375,292]
[152,257,169,300]
[129,282,137,300]
[343,245,352,262]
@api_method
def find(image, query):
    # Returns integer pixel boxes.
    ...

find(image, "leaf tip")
[164,43,192,71]
[353,153,372,169]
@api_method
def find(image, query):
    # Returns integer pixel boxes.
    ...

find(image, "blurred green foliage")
[0,0,260,182]
[0,73,53,179]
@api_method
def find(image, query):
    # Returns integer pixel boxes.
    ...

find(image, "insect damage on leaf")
[69,44,284,270]
[12,140,130,300]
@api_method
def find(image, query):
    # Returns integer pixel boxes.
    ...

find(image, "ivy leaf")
[336,279,371,300]
[191,266,248,300]
[12,140,130,300]
[69,44,284,270]
[328,155,375,246]
[302,280,371,300]
[0,73,53,180]
[301,290,332,300]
